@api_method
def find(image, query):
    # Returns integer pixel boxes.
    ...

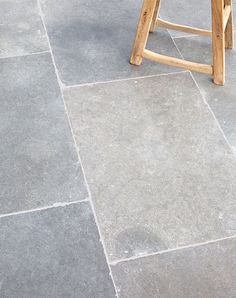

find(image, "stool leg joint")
[130,0,234,85]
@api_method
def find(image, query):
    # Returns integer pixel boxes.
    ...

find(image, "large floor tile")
[160,0,211,38]
[174,35,236,148]
[64,72,236,262]
[40,0,181,85]
[160,0,236,38]
[0,0,48,57]
[0,202,116,298]
[112,237,236,298]
[0,53,88,214]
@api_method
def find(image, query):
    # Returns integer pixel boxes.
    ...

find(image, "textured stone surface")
[0,202,116,298]
[160,0,236,38]
[0,0,48,57]
[40,0,181,85]
[160,0,211,38]
[175,34,236,148]
[1,0,236,296]
[0,53,88,214]
[64,72,236,261]
[112,237,236,298]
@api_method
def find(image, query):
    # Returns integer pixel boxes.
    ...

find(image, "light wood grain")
[225,0,234,48]
[130,0,156,65]
[223,5,231,30]
[212,0,225,85]
[156,18,212,37]
[150,0,161,32]
[143,49,213,74]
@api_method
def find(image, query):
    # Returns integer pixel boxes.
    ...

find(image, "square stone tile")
[40,0,181,85]
[0,53,88,214]
[64,72,236,262]
[174,34,236,148]
[160,0,236,38]
[0,202,116,298]
[112,237,236,298]
[0,0,48,57]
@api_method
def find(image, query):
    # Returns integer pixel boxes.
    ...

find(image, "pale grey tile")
[0,202,116,298]
[160,0,236,38]
[40,0,181,85]
[160,0,211,38]
[0,0,48,57]
[174,34,236,148]
[64,72,236,261]
[112,237,236,298]
[0,53,88,214]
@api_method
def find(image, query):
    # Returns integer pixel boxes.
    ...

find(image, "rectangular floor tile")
[112,237,236,298]
[160,0,211,38]
[40,0,181,85]
[160,0,236,38]
[0,202,116,298]
[64,72,236,262]
[0,53,88,214]
[0,0,48,57]
[174,34,236,148]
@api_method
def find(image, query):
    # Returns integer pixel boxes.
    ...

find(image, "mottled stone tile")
[0,53,88,214]
[160,0,236,38]
[160,0,211,38]
[0,0,48,57]
[0,202,116,298]
[40,0,181,85]
[112,237,236,298]
[64,72,236,261]
[174,34,236,148]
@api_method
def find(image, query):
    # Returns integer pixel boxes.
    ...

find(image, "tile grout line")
[0,50,51,60]
[37,0,65,87]
[110,234,236,266]
[33,8,235,292]
[189,73,236,155]
[0,199,89,219]
[37,1,119,296]
[63,70,188,89]
[168,28,236,155]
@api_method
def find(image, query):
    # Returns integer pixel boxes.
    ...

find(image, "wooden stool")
[130,0,234,85]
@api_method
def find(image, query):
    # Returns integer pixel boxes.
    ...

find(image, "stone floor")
[1,0,236,297]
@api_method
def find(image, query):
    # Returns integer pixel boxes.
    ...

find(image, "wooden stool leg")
[130,0,157,65]
[212,0,225,85]
[150,0,161,33]
[225,0,234,49]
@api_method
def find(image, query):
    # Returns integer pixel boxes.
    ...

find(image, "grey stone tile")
[0,0,48,57]
[112,237,236,298]
[0,202,116,298]
[40,0,181,85]
[0,53,88,214]
[174,34,236,148]
[64,72,236,262]
[160,0,211,38]
[160,0,236,38]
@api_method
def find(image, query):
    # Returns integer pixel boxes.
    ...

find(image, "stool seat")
[130,0,234,85]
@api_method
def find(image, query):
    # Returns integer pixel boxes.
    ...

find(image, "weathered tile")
[0,53,88,214]
[112,237,236,298]
[174,34,236,148]
[40,0,181,85]
[160,0,236,38]
[0,0,48,57]
[64,73,236,261]
[0,202,116,298]
[160,0,211,38]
